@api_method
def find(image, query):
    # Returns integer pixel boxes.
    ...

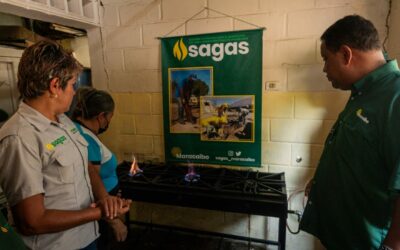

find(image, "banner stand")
[157,7,266,39]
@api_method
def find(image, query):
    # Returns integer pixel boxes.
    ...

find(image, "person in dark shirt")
[300,15,400,250]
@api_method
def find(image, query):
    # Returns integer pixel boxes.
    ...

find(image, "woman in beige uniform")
[0,40,131,250]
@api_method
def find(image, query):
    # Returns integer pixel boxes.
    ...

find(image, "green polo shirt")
[300,60,400,250]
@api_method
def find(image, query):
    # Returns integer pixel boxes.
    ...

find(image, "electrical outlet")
[265,81,280,91]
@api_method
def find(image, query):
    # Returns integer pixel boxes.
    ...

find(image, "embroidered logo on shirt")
[46,135,67,151]
[356,109,369,124]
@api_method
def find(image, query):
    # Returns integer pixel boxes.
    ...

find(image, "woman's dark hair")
[321,15,381,52]
[71,87,115,120]
[18,40,82,100]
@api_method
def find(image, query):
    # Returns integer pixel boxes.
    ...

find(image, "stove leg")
[278,217,286,250]
[125,211,130,235]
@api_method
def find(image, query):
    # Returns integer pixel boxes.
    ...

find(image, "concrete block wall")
[388,0,400,59]
[88,0,391,249]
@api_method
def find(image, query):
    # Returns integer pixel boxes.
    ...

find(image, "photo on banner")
[168,67,213,134]
[200,95,254,142]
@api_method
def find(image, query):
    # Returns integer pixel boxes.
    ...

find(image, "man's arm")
[382,196,400,249]
[304,178,313,197]
[382,97,400,250]
[12,194,102,236]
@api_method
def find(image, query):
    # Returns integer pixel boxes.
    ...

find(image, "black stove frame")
[118,162,288,250]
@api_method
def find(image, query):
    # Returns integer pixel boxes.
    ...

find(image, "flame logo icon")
[171,147,182,157]
[173,38,188,61]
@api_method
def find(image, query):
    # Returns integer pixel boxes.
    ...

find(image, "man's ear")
[340,45,352,66]
[49,77,60,95]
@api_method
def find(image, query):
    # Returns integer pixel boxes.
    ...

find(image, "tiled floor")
[113,226,270,250]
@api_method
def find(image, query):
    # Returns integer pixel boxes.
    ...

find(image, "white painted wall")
[387,0,400,59]
[70,37,91,68]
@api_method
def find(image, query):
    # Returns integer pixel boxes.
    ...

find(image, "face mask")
[97,115,110,135]
[98,122,109,134]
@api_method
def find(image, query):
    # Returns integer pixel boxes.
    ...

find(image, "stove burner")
[129,154,143,176]
[182,163,199,183]
[244,179,257,193]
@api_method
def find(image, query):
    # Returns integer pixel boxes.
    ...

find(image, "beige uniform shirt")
[0,102,99,250]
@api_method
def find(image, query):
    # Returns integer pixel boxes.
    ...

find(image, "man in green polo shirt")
[300,15,400,250]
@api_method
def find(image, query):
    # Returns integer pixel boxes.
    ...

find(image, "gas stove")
[117,162,287,218]
[118,162,288,249]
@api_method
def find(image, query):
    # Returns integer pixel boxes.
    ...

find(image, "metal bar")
[128,220,279,246]
[278,216,287,250]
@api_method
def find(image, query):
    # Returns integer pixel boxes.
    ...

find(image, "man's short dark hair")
[321,15,381,52]
[18,40,82,100]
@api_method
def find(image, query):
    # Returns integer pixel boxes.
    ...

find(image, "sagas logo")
[172,38,250,62]
[173,38,188,61]
[46,135,67,151]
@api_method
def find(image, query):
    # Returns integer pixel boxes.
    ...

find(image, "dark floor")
[113,225,272,250]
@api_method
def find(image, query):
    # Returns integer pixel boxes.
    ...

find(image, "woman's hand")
[96,196,132,219]
[108,218,128,242]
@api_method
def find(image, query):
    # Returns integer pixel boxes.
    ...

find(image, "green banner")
[161,29,262,167]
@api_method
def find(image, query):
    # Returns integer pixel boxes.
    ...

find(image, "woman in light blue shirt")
[70,87,127,249]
